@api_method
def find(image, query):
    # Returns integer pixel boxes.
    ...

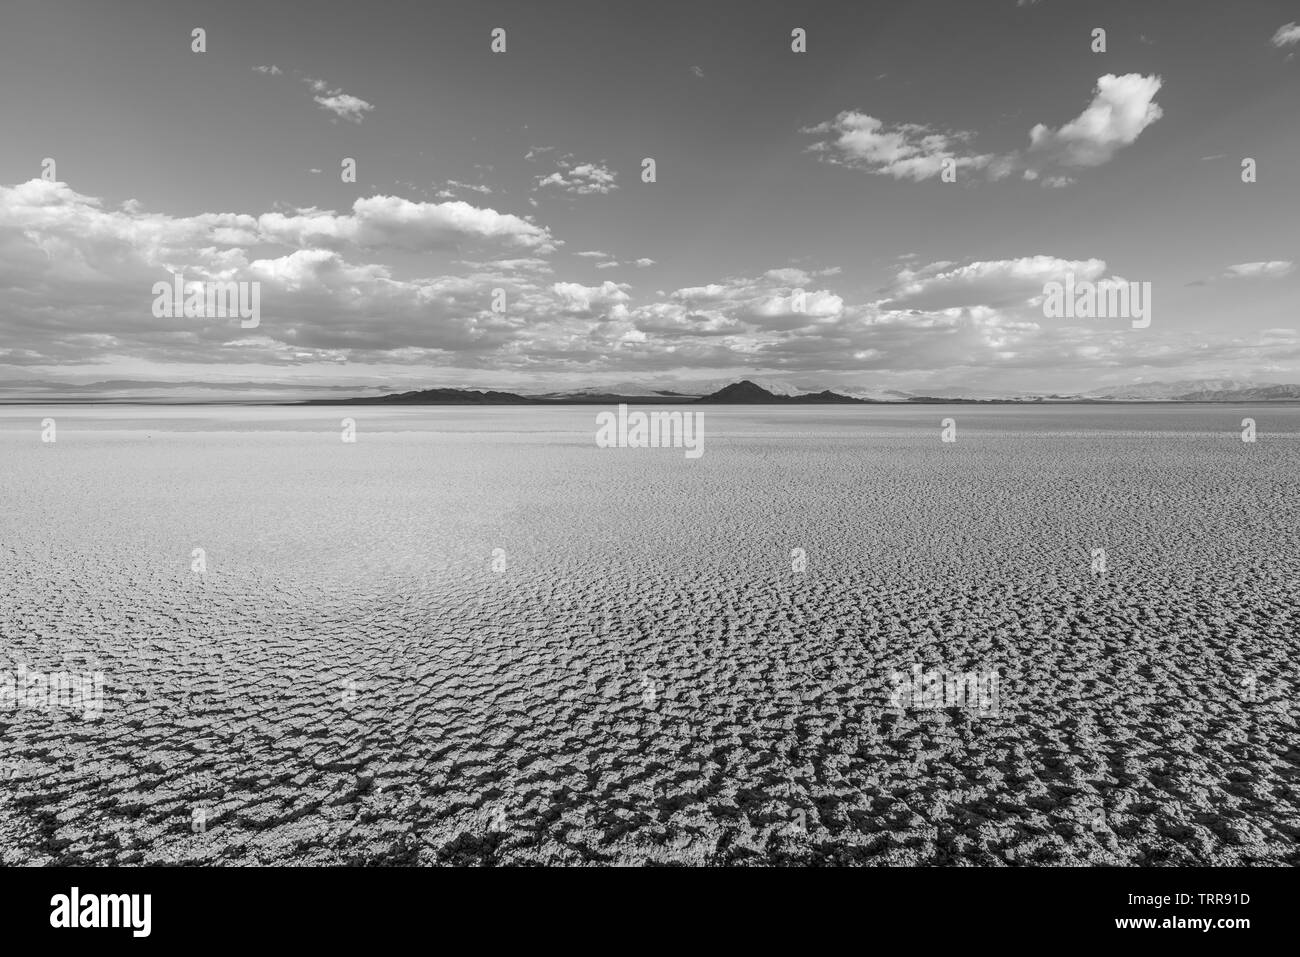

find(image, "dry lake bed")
[0,404,1297,865]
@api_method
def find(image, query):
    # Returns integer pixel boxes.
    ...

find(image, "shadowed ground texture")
[1,405,1297,865]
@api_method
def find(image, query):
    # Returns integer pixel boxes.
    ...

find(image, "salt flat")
[0,404,1297,865]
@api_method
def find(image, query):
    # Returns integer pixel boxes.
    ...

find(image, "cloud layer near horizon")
[2,179,1296,389]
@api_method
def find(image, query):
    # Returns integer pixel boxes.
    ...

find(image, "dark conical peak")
[695,380,870,403]
[697,380,777,402]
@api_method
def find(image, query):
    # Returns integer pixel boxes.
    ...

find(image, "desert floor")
[1,404,1296,865]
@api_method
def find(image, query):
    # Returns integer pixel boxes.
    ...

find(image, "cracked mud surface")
[1,406,1297,865]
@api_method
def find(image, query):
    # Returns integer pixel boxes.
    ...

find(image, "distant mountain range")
[300,378,1300,405]
[312,386,541,405]
[1084,380,1300,401]
[305,380,873,405]
[693,381,870,403]
[7,377,1300,405]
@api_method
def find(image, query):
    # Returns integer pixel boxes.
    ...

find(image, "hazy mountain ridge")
[8,378,1300,405]
[305,387,539,405]
[1086,380,1300,400]
[1174,384,1300,401]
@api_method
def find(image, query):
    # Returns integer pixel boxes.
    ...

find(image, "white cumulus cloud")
[805,74,1163,185]
[1027,73,1164,168]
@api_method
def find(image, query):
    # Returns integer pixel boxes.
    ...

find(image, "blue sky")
[1,0,1298,396]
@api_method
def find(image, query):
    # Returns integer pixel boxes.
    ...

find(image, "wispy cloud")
[1223,261,1294,279]
[435,180,493,200]
[1189,261,1295,285]
[1271,22,1300,47]
[304,76,374,123]
[536,160,619,196]
[252,66,374,123]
